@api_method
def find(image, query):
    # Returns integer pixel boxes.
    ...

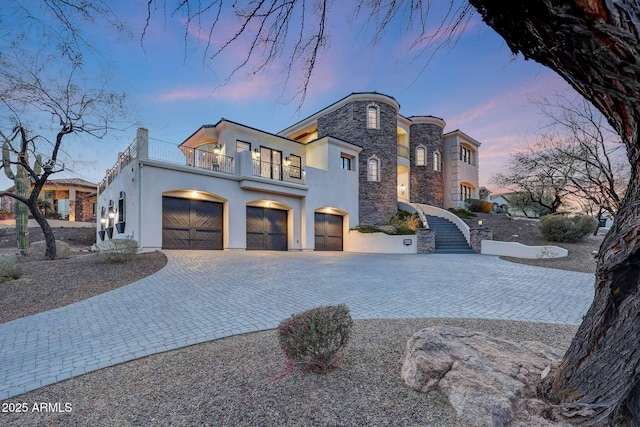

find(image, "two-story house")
[97,92,480,252]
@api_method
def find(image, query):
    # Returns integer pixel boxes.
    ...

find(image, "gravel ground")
[1,318,577,427]
[463,212,604,273]
[0,224,591,426]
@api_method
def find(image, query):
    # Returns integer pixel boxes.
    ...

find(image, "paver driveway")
[0,251,594,400]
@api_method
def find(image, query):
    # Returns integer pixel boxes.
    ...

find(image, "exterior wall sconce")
[284,157,291,167]
[400,184,406,195]
[478,220,483,226]
[212,144,221,155]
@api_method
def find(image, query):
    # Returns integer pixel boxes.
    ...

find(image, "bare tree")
[0,1,127,259]
[533,94,629,229]
[492,144,574,214]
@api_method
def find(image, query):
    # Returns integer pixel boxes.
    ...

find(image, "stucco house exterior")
[97,92,480,252]
[2,178,97,222]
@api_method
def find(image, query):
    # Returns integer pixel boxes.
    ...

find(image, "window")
[341,154,353,171]
[289,154,302,179]
[416,146,426,166]
[236,140,251,152]
[460,184,472,202]
[367,104,379,129]
[367,157,380,181]
[460,145,473,165]
[433,151,441,171]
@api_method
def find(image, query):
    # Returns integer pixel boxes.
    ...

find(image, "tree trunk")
[28,201,57,260]
[468,1,640,425]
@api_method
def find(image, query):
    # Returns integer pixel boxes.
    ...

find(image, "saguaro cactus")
[2,142,41,255]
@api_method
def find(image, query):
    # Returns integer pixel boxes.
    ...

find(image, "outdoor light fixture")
[478,220,483,226]
[212,144,221,155]
[100,217,107,224]
[108,207,116,219]
[284,157,291,167]
[400,184,406,194]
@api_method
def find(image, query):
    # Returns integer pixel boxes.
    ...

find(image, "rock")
[400,326,568,427]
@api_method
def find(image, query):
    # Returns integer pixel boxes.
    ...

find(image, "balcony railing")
[149,139,234,175]
[252,160,305,184]
[98,139,138,194]
[397,144,409,159]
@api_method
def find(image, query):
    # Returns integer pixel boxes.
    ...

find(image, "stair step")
[423,213,472,252]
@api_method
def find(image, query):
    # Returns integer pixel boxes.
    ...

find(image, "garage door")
[162,197,223,249]
[314,212,343,251]
[246,206,287,251]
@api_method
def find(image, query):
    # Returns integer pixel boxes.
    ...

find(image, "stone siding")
[416,228,436,254]
[470,226,493,253]
[317,99,398,225]
[409,123,444,207]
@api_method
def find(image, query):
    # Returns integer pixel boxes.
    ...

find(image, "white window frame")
[366,103,380,129]
[460,184,472,201]
[415,145,426,166]
[433,150,441,171]
[367,155,380,181]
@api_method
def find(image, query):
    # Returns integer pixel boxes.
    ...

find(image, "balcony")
[149,140,234,174]
[251,160,305,185]
[397,144,409,159]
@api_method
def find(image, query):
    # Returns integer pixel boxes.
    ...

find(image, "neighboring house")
[490,193,541,218]
[97,92,481,251]
[2,178,97,222]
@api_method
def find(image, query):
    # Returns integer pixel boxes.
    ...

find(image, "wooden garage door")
[246,206,287,251]
[314,213,343,251]
[162,197,223,249]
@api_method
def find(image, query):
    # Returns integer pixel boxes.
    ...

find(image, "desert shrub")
[390,211,423,232]
[539,214,598,243]
[466,198,492,213]
[278,304,353,374]
[69,227,97,245]
[96,238,139,263]
[30,240,70,259]
[450,208,477,219]
[0,255,22,282]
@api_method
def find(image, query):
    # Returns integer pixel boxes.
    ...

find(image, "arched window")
[415,146,426,166]
[367,156,380,181]
[433,150,441,171]
[367,104,380,129]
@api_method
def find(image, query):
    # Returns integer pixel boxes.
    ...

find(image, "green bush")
[450,208,477,219]
[278,304,353,374]
[539,214,598,243]
[30,240,70,259]
[0,255,22,282]
[96,238,139,263]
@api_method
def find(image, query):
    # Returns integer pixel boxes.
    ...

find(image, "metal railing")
[98,139,138,194]
[397,144,410,159]
[251,160,305,184]
[148,139,234,175]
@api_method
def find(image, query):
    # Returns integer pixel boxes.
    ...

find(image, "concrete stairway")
[424,215,475,254]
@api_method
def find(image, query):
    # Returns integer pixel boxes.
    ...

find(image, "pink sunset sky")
[1,1,580,193]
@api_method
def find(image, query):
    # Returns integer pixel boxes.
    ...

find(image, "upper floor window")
[367,104,380,129]
[289,154,302,179]
[367,156,380,181]
[415,146,426,166]
[460,184,472,202]
[341,154,354,171]
[460,145,473,164]
[433,150,441,171]
[236,140,251,152]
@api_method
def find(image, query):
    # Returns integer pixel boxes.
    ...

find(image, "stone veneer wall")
[409,122,444,207]
[416,228,435,254]
[317,99,398,225]
[470,226,493,253]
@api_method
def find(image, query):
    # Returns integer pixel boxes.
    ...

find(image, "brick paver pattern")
[0,251,594,400]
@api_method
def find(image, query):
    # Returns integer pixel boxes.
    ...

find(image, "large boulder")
[400,326,568,427]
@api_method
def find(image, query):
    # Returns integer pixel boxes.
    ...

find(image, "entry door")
[246,206,288,250]
[162,197,223,249]
[314,213,343,251]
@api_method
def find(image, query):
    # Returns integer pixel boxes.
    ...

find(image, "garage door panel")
[246,206,287,251]
[162,228,191,249]
[315,212,343,251]
[162,197,190,228]
[192,229,222,249]
[162,197,223,250]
